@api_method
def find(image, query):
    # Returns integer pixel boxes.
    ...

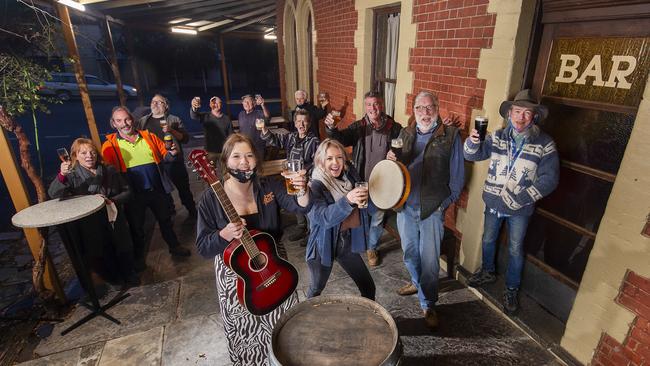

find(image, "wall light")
[58,0,85,11]
[171,27,198,35]
[264,34,277,40]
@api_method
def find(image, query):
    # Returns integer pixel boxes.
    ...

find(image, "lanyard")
[507,135,526,174]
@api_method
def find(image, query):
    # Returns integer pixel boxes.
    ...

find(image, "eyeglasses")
[151,100,166,105]
[414,105,436,113]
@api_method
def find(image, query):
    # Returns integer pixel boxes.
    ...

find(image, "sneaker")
[503,288,519,314]
[396,283,418,296]
[169,246,191,257]
[467,269,497,287]
[367,249,379,267]
[423,309,439,329]
[287,226,307,241]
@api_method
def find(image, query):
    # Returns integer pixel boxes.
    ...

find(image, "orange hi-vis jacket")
[101,129,175,194]
[101,129,169,173]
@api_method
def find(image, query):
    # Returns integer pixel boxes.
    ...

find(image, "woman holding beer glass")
[195,133,310,366]
[48,138,138,288]
[306,138,376,300]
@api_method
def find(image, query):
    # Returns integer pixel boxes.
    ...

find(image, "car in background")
[38,72,138,101]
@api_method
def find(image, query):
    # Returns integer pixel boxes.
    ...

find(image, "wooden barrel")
[269,295,402,366]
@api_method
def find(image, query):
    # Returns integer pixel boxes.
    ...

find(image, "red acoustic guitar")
[188,149,299,316]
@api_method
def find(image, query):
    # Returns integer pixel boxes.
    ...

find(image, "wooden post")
[103,18,127,106]
[125,28,145,107]
[56,3,102,149]
[219,35,232,116]
[0,129,65,302]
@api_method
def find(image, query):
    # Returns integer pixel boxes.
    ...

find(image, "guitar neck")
[209,182,259,257]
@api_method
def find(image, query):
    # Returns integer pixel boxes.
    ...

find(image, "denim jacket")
[307,165,370,267]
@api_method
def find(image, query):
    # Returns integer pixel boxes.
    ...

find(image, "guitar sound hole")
[249,254,268,271]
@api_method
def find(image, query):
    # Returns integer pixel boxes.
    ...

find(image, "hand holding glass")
[192,97,201,109]
[255,118,265,131]
[355,181,369,208]
[282,160,304,196]
[391,138,403,160]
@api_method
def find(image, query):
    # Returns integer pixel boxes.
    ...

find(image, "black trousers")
[125,189,181,265]
[163,160,196,214]
[307,231,376,300]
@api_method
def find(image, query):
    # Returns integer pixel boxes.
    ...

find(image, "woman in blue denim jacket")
[306,138,376,299]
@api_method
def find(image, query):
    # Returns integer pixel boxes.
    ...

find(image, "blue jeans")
[368,209,385,250]
[397,206,444,310]
[481,209,531,290]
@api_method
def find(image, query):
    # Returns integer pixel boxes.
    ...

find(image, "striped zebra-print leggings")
[214,255,299,365]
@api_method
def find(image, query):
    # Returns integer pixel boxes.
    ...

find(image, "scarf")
[311,166,353,201]
[76,164,105,195]
[312,166,360,230]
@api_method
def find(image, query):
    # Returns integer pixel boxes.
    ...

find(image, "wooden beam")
[103,18,127,106]
[0,129,65,302]
[107,0,238,18]
[56,3,102,149]
[221,12,275,33]
[201,3,276,23]
[88,0,165,10]
[219,35,231,116]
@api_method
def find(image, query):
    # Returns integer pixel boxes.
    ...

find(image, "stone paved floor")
[17,224,565,364]
[9,137,567,365]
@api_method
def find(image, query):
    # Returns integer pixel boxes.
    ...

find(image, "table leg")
[57,222,130,335]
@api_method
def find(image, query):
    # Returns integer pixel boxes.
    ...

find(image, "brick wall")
[312,0,358,126]
[592,271,650,366]
[409,0,495,130]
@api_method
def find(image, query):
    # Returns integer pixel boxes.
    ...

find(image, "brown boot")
[423,309,439,329]
[367,249,379,267]
[396,283,418,296]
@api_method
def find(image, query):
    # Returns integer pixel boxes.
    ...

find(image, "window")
[85,76,107,85]
[372,7,400,116]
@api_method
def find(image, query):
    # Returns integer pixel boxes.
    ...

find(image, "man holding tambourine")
[386,91,465,329]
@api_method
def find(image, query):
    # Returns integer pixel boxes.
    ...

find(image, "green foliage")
[0,1,63,117]
[0,56,60,118]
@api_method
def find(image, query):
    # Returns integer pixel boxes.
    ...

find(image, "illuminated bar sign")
[543,37,650,107]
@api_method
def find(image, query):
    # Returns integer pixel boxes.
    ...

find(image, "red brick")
[631,327,650,345]
[628,272,650,294]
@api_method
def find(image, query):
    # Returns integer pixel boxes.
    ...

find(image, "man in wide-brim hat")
[462,89,559,315]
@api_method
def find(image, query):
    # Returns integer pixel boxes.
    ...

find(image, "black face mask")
[229,168,256,183]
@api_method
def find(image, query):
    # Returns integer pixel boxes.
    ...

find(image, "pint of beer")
[475,116,488,141]
[282,159,304,195]
[391,138,403,160]
[255,118,265,130]
[331,110,341,125]
[355,181,369,208]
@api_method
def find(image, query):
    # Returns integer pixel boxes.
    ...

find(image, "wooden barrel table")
[269,295,402,366]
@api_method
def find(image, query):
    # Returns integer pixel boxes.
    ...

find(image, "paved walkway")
[11,138,566,366]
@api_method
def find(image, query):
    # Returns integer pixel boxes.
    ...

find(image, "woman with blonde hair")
[48,138,137,287]
[306,138,375,299]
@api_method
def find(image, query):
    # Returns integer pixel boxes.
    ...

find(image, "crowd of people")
[48,88,558,365]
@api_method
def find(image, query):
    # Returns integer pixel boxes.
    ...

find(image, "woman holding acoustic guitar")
[195,133,310,366]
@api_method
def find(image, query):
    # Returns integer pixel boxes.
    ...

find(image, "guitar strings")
[210,183,268,273]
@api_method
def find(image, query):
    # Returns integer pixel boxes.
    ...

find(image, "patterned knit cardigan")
[463,125,560,216]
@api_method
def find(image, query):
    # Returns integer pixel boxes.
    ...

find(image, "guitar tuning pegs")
[192,169,197,173]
